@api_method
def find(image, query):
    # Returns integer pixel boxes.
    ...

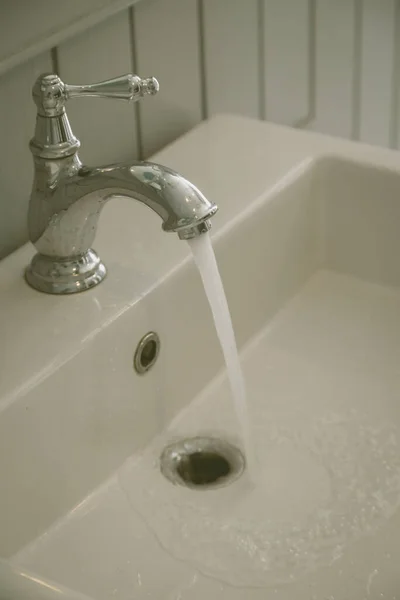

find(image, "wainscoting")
[0,0,398,257]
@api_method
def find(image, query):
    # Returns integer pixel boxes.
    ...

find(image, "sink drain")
[160,436,245,490]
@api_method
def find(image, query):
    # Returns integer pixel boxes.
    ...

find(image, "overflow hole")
[134,332,160,374]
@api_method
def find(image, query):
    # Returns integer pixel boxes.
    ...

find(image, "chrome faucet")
[26,73,218,294]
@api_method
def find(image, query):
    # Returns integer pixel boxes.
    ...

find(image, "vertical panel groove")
[389,0,400,148]
[312,1,356,137]
[263,0,310,125]
[257,0,266,120]
[308,0,317,122]
[351,0,363,140]
[57,11,138,164]
[129,6,143,160]
[358,0,395,146]
[202,0,258,118]
[134,0,202,157]
[197,0,208,120]
[50,47,59,75]
[294,0,316,128]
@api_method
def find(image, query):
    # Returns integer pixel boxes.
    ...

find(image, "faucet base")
[25,249,107,294]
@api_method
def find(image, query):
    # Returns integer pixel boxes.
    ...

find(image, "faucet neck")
[30,111,80,160]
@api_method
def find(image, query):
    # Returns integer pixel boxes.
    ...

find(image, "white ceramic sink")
[2,115,400,599]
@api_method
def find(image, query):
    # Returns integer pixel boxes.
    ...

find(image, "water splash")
[187,232,255,473]
[119,409,400,587]
[366,568,378,596]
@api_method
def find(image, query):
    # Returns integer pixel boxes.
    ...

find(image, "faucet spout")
[26,159,218,294]
[72,161,218,238]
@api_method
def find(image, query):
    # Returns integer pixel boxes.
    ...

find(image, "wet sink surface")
[14,271,400,600]
[3,115,400,598]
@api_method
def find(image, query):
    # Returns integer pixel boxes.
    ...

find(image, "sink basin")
[1,115,400,599]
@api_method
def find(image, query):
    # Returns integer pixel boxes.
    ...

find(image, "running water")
[187,232,255,473]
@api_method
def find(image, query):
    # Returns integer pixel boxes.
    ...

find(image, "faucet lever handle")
[32,73,159,117]
[65,74,159,101]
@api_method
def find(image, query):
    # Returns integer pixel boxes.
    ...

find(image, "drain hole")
[177,451,231,485]
[134,332,160,374]
[160,436,245,490]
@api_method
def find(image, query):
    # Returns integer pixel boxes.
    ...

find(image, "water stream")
[187,232,255,473]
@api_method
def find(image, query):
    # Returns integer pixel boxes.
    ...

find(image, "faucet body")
[26,74,217,294]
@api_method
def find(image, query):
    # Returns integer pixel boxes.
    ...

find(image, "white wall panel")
[57,10,138,166]
[1,1,400,259]
[133,0,202,158]
[359,0,396,146]
[0,0,144,76]
[0,52,52,258]
[263,0,310,126]
[202,0,259,119]
[312,1,356,139]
